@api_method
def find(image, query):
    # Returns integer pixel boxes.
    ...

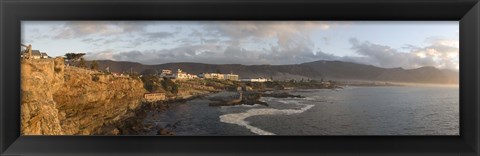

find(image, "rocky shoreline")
[208,90,305,107]
[95,93,211,135]
[95,89,307,135]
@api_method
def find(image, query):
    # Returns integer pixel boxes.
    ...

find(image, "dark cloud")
[349,38,410,68]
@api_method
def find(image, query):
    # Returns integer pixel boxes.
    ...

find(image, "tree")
[141,69,157,76]
[171,84,179,94]
[141,75,156,92]
[78,58,87,68]
[64,53,86,61]
[161,77,179,94]
[216,69,222,73]
[90,61,99,70]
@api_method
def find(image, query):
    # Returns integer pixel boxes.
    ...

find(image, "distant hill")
[89,60,459,84]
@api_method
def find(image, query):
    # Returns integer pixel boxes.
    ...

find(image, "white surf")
[219,99,315,135]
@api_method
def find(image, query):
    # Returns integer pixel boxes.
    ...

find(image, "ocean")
[141,86,459,135]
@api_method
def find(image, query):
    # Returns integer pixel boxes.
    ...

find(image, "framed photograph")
[1,0,479,155]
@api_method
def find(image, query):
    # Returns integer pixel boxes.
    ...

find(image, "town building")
[20,50,49,59]
[240,77,272,82]
[321,81,332,88]
[112,72,127,77]
[144,92,166,102]
[174,69,197,80]
[175,69,188,79]
[199,73,225,80]
[161,70,172,75]
[159,69,175,78]
[224,73,239,81]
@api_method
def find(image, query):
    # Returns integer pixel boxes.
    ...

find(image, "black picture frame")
[1,0,479,155]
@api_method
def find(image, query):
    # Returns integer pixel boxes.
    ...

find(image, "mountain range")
[90,60,459,84]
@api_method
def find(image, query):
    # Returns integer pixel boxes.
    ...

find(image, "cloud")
[27,21,457,70]
[348,38,459,70]
[193,21,336,64]
[203,21,329,47]
[145,32,174,39]
[86,21,336,65]
[86,44,268,65]
[84,50,117,60]
[52,21,148,39]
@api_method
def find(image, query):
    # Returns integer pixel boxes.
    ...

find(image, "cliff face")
[21,58,65,135]
[21,58,146,135]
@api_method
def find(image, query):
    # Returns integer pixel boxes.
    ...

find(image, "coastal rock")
[157,128,175,135]
[21,59,65,135]
[262,92,305,98]
[208,91,268,106]
[21,58,147,135]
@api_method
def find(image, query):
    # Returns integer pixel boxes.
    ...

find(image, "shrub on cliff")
[141,75,163,93]
[140,69,157,76]
[161,77,178,94]
[54,67,62,73]
[64,53,85,61]
[247,82,266,90]
[90,61,99,71]
[92,75,100,82]
[78,58,87,68]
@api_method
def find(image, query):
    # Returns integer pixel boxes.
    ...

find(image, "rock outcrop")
[21,58,147,135]
[21,58,65,135]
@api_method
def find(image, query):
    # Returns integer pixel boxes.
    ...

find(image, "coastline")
[87,84,459,136]
[96,88,304,135]
[95,90,216,135]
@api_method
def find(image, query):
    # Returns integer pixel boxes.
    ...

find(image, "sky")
[21,21,459,70]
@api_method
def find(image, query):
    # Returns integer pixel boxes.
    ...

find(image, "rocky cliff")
[21,58,147,135]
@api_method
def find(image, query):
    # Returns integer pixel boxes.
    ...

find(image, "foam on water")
[220,104,263,109]
[219,101,315,135]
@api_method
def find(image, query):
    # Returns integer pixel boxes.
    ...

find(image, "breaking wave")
[219,101,315,135]
[220,104,263,109]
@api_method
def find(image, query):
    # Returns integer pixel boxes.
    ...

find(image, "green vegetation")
[140,75,165,93]
[78,58,87,68]
[269,79,337,89]
[90,61,99,71]
[204,78,242,91]
[141,76,337,96]
[140,69,157,76]
[245,82,266,90]
[64,53,86,61]
[140,75,180,95]
[161,77,179,95]
[92,75,100,82]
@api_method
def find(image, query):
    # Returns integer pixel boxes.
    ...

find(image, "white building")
[20,50,49,59]
[199,73,225,80]
[224,73,239,81]
[159,69,175,78]
[174,69,197,80]
[161,69,172,74]
[240,78,271,82]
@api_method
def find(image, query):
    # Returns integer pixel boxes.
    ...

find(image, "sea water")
[142,86,459,135]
